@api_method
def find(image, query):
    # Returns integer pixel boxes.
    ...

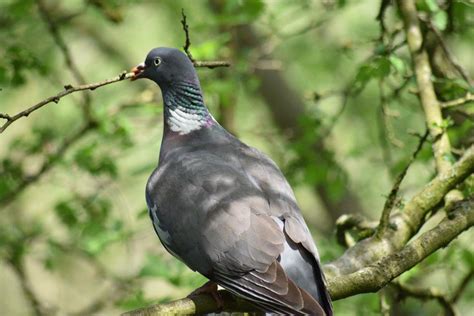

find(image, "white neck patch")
[167,106,206,135]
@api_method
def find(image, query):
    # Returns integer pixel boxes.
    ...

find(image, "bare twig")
[451,270,473,303]
[36,0,94,120]
[380,83,404,149]
[37,0,86,86]
[180,8,230,68]
[7,259,45,316]
[377,80,403,175]
[378,288,391,316]
[276,17,328,39]
[420,15,473,87]
[180,8,194,62]
[0,72,132,134]
[335,214,377,248]
[320,86,352,139]
[376,0,392,36]
[441,92,474,108]
[375,129,429,238]
[5,231,46,316]
[392,282,456,316]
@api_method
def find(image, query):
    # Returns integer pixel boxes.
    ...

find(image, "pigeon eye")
[153,57,162,67]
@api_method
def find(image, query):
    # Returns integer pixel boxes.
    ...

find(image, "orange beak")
[130,63,145,81]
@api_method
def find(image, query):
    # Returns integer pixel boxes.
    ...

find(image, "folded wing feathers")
[215,260,325,315]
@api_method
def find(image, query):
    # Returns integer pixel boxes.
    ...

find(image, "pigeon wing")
[148,148,326,315]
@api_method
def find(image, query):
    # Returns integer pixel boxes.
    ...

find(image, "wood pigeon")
[131,47,333,315]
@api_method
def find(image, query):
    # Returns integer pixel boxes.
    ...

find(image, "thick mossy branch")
[325,145,474,276]
[121,290,260,316]
[328,199,473,299]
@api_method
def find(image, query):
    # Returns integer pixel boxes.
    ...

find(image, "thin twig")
[376,0,392,36]
[8,260,45,316]
[0,72,132,134]
[383,108,404,149]
[376,129,429,238]
[180,8,230,68]
[36,0,93,118]
[181,8,194,62]
[335,214,377,248]
[392,282,456,316]
[441,92,474,108]
[451,270,473,303]
[276,17,328,39]
[420,15,473,87]
[379,288,391,316]
[193,60,231,69]
[320,86,352,139]
[37,0,86,86]
[181,9,194,63]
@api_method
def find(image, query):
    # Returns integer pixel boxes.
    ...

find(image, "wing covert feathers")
[214,261,326,315]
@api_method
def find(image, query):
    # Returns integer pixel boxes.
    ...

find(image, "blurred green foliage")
[0,0,473,315]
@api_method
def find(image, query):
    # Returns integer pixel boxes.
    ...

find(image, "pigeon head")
[131,47,212,135]
[131,47,200,89]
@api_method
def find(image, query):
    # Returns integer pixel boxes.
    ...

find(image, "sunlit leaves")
[353,56,390,93]
[53,195,126,256]
[0,44,49,86]
[74,142,118,177]
[217,0,265,24]
[417,0,449,30]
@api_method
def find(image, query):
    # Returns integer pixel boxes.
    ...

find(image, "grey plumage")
[133,47,333,315]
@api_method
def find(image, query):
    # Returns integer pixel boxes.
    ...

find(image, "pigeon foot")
[187,281,224,310]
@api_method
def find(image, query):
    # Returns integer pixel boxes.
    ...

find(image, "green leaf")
[389,55,406,74]
[423,0,440,12]
[73,142,118,177]
[433,10,448,30]
[353,57,391,92]
[54,201,79,227]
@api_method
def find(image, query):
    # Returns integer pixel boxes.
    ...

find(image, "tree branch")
[375,130,428,238]
[451,270,473,303]
[325,145,474,276]
[397,0,453,174]
[441,92,474,108]
[391,282,456,316]
[327,198,473,299]
[420,14,473,87]
[335,214,377,248]
[121,290,260,316]
[0,72,132,134]
[180,8,230,69]
[7,259,45,316]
